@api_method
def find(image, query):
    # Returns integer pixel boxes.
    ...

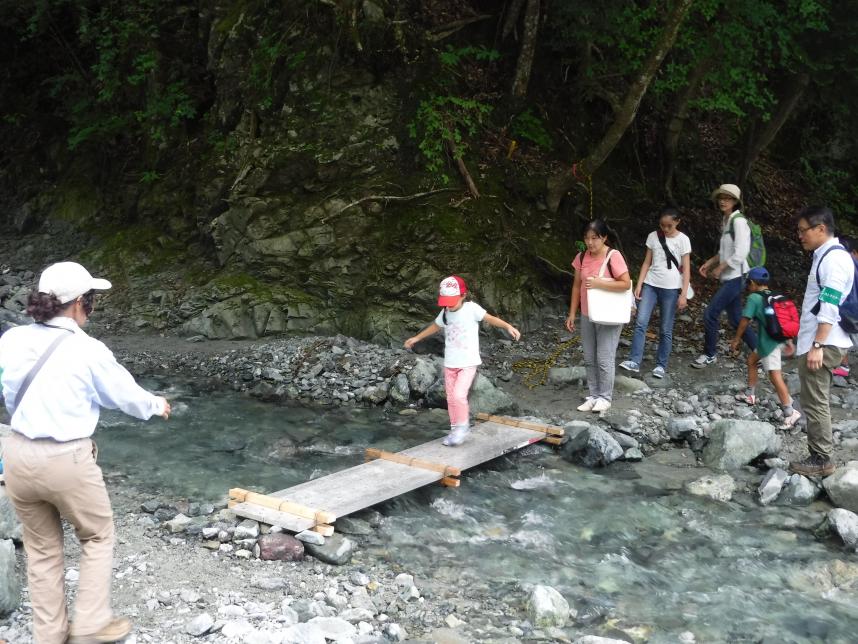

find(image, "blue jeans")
[704,276,757,357]
[628,283,679,369]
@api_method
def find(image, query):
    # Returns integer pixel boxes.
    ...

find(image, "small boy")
[730,266,802,429]
[404,276,521,446]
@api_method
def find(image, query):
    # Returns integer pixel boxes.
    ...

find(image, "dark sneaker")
[789,453,835,477]
[68,617,132,644]
[691,354,716,369]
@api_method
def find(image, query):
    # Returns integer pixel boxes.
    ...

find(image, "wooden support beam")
[228,488,336,525]
[543,436,564,446]
[365,448,461,478]
[475,413,564,437]
[440,476,461,487]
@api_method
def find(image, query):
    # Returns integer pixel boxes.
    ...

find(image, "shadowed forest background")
[0,0,856,342]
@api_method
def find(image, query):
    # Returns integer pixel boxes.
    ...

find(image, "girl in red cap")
[405,276,521,445]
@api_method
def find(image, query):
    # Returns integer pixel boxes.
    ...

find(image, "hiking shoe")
[780,409,802,430]
[652,366,666,379]
[789,453,835,478]
[833,365,851,378]
[735,392,756,405]
[619,360,640,373]
[591,398,611,413]
[691,354,716,369]
[442,426,470,447]
[577,397,597,412]
[68,617,132,644]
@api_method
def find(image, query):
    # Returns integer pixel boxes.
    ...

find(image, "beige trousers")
[798,346,846,459]
[4,433,115,644]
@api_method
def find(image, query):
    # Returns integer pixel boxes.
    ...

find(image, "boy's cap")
[438,275,467,307]
[38,262,112,304]
[748,266,770,283]
[711,183,742,203]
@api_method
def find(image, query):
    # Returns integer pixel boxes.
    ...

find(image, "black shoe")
[789,453,835,477]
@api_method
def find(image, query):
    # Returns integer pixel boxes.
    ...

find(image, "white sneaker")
[591,398,611,412]
[690,354,717,369]
[577,397,597,412]
[652,366,666,379]
[442,425,470,446]
[619,360,640,373]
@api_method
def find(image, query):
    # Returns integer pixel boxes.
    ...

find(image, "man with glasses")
[791,207,855,477]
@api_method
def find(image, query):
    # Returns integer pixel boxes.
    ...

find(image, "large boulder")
[304,533,355,566]
[828,509,858,549]
[779,474,821,506]
[388,373,410,405]
[527,585,569,628]
[258,533,304,561]
[0,539,20,617]
[561,427,623,468]
[823,462,858,514]
[702,420,780,470]
[407,358,437,395]
[468,374,516,416]
[0,488,22,543]
[547,367,586,385]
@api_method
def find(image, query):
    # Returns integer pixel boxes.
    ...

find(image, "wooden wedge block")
[475,413,564,436]
[543,436,564,446]
[312,523,335,537]
[440,476,461,487]
[365,448,461,478]
[228,488,336,525]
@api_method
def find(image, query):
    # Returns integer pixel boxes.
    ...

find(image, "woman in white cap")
[691,184,758,368]
[0,262,171,644]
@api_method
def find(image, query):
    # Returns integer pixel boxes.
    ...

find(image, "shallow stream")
[97,379,858,643]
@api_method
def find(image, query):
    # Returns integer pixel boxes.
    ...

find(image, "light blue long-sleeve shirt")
[0,316,165,441]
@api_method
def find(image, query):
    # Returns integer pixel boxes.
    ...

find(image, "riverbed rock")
[666,416,699,441]
[304,533,355,565]
[468,374,516,415]
[758,468,789,505]
[280,622,327,644]
[702,419,780,470]
[823,462,858,514]
[0,490,22,542]
[573,637,632,644]
[828,509,858,549]
[0,539,20,617]
[388,373,410,405]
[778,474,821,506]
[258,533,304,561]
[548,366,586,384]
[307,616,357,641]
[685,474,736,502]
[527,584,569,628]
[408,357,437,395]
[185,612,215,636]
[614,375,651,394]
[560,427,623,468]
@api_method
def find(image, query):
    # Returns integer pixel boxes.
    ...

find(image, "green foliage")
[510,109,552,149]
[438,45,500,67]
[800,159,856,217]
[408,95,492,183]
[139,170,161,184]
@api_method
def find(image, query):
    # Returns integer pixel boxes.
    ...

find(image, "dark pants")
[704,276,757,357]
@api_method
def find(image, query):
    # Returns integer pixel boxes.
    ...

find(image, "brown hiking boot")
[789,453,836,478]
[67,617,132,644]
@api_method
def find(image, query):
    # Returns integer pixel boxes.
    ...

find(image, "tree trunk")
[546,0,694,212]
[663,52,714,200]
[738,72,810,185]
[511,0,540,98]
[502,0,528,40]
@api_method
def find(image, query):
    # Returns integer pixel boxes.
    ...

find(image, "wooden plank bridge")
[229,414,564,536]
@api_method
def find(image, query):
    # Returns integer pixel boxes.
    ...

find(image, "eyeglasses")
[797,224,820,235]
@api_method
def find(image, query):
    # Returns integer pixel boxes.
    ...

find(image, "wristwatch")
[812,341,823,350]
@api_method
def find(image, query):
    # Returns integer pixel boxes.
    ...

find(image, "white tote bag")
[587,249,633,325]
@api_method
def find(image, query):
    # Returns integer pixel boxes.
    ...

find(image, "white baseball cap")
[438,275,467,307]
[38,262,112,304]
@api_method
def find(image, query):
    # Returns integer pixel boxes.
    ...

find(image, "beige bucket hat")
[710,183,742,203]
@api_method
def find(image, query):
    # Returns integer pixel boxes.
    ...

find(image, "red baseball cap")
[438,275,467,307]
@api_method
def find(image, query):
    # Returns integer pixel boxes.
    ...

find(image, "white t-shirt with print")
[644,231,692,289]
[434,301,487,368]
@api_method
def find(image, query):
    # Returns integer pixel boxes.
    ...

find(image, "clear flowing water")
[97,379,858,643]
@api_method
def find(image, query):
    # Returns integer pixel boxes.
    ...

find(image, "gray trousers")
[799,346,845,459]
[580,315,623,400]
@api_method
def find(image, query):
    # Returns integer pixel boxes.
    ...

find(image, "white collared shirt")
[796,237,855,356]
[0,316,165,441]
[718,211,750,281]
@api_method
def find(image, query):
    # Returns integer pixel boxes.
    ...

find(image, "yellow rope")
[512,337,580,389]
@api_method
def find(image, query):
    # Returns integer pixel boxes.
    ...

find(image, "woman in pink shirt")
[565,219,631,412]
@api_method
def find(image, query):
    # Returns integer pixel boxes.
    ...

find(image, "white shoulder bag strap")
[12,328,73,414]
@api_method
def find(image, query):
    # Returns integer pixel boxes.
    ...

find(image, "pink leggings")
[444,366,478,427]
